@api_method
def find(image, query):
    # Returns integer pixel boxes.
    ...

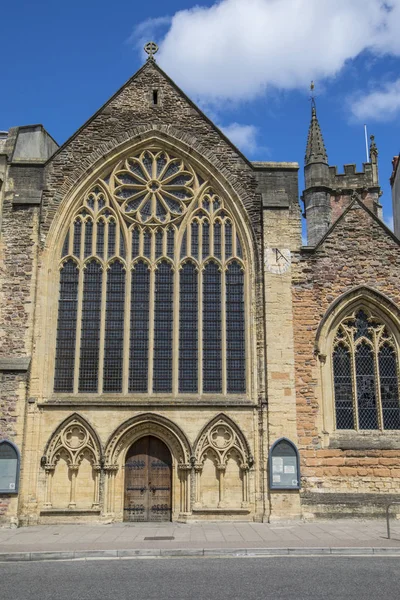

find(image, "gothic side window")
[54,149,247,395]
[332,309,400,430]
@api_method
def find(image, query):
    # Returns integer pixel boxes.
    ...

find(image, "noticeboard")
[0,441,20,494]
[269,438,300,490]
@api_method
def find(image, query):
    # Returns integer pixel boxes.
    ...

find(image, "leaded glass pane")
[61,231,70,258]
[379,345,400,430]
[225,221,232,259]
[119,234,126,259]
[167,227,175,257]
[355,310,371,341]
[155,230,163,259]
[54,260,79,392]
[333,344,355,429]
[203,262,222,393]
[73,220,82,258]
[103,262,125,393]
[84,220,93,258]
[226,262,245,393]
[180,231,187,259]
[236,234,243,258]
[129,261,150,392]
[214,221,221,259]
[131,227,140,258]
[191,221,199,261]
[96,220,105,258]
[108,220,116,258]
[202,221,210,260]
[179,262,198,393]
[143,230,152,259]
[79,261,102,392]
[356,342,378,429]
[153,262,173,392]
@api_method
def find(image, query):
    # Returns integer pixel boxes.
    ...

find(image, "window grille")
[332,309,400,430]
[153,261,173,392]
[225,221,232,259]
[54,260,79,392]
[103,262,125,392]
[55,153,248,397]
[226,262,245,393]
[84,220,93,258]
[214,221,222,259]
[73,221,82,258]
[179,262,198,392]
[129,261,150,392]
[131,227,140,258]
[78,261,102,392]
[96,221,105,258]
[108,220,116,258]
[203,262,222,393]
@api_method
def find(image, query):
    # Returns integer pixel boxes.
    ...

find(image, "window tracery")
[332,309,400,430]
[54,147,247,396]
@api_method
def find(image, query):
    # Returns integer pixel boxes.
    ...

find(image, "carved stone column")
[217,464,226,508]
[177,464,191,514]
[92,465,101,509]
[193,463,203,509]
[240,463,250,507]
[103,465,119,515]
[68,465,79,508]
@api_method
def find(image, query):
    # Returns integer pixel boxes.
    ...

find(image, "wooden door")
[124,436,172,522]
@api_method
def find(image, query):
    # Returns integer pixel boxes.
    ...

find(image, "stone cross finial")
[144,41,159,61]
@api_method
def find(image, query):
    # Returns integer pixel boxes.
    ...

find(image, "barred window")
[54,151,248,396]
[332,309,400,430]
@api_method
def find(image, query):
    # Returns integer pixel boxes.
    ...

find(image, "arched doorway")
[124,436,172,522]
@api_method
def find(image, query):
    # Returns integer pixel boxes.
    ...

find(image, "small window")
[153,89,159,105]
[269,438,300,490]
[0,440,20,494]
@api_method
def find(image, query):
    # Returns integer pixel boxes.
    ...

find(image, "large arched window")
[332,309,400,430]
[54,148,247,396]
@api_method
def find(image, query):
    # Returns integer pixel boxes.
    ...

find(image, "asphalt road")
[1,556,399,600]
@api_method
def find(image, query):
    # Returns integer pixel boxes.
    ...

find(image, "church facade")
[1,53,400,526]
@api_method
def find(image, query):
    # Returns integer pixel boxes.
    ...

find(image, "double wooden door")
[124,436,172,522]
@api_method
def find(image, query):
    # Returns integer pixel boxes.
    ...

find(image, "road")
[1,556,399,600]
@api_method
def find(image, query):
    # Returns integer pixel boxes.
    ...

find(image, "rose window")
[111,149,198,225]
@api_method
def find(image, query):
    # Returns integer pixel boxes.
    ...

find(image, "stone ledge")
[12,191,42,205]
[328,432,400,450]
[39,509,101,515]
[0,357,31,372]
[192,508,251,514]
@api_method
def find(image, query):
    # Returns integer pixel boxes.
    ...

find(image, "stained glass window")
[79,261,102,392]
[129,261,150,392]
[54,260,79,392]
[103,262,125,393]
[153,261,173,392]
[332,309,400,430]
[55,156,248,397]
[203,262,222,393]
[226,262,245,393]
[179,262,198,392]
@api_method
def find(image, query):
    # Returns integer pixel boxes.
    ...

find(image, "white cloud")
[133,0,400,102]
[220,122,259,153]
[350,78,400,121]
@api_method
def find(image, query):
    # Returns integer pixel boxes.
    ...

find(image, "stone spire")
[305,100,328,166]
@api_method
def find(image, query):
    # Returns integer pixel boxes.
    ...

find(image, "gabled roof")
[46,59,254,169]
[303,194,400,252]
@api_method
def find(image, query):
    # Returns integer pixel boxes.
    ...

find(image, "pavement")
[1,519,400,561]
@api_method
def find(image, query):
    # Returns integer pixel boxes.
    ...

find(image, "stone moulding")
[0,357,31,371]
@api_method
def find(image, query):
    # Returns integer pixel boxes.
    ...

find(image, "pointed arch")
[104,413,192,466]
[193,413,252,467]
[43,413,102,468]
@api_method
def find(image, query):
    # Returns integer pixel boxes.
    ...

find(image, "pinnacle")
[305,102,328,166]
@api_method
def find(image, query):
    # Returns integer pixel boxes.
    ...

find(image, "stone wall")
[293,199,400,517]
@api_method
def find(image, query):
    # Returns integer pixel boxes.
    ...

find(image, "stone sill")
[40,508,101,515]
[41,396,255,408]
[192,508,250,514]
[328,431,400,450]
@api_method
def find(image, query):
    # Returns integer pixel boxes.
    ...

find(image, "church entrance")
[124,436,172,522]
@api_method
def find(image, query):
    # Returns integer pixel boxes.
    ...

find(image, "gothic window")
[332,309,400,430]
[54,149,248,396]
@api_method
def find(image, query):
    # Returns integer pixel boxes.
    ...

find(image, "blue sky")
[2,0,400,228]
